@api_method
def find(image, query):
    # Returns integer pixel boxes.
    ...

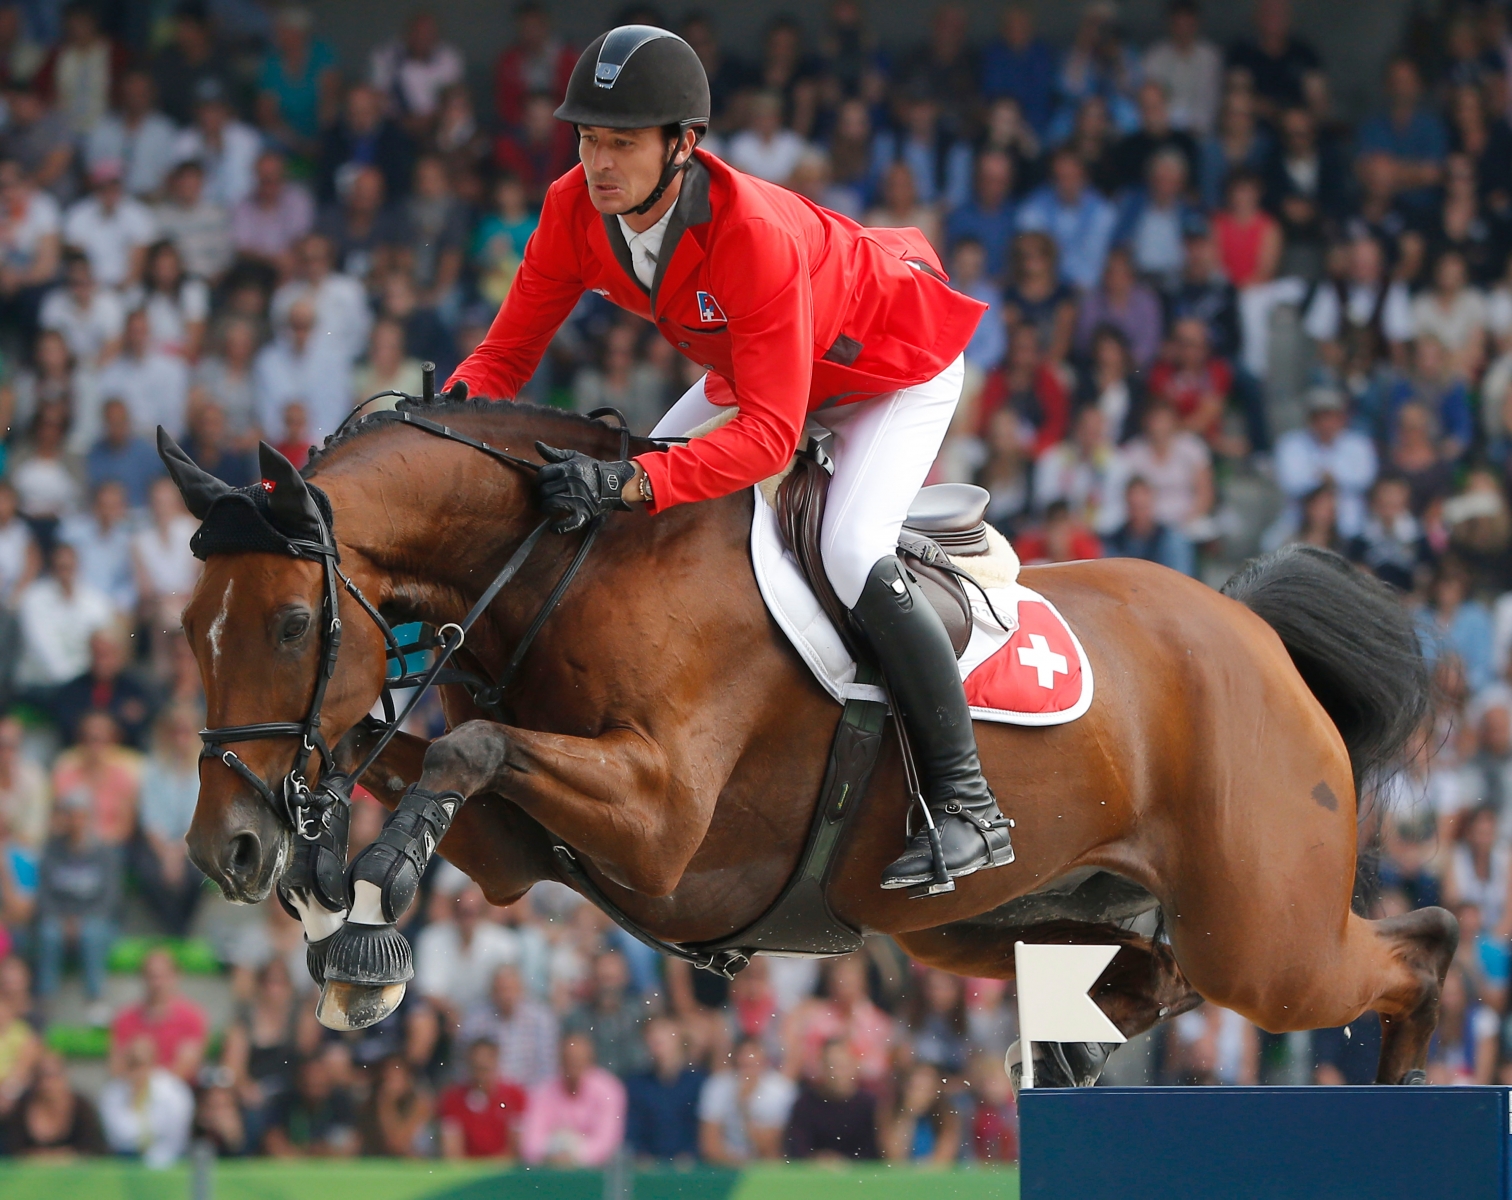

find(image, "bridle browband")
[199,395,629,843]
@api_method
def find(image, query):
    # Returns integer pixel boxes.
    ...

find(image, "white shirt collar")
[617,199,678,290]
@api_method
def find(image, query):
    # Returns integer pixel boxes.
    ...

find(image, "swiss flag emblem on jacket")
[963,599,1083,715]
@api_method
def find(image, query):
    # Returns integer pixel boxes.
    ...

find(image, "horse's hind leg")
[896,918,1203,1085]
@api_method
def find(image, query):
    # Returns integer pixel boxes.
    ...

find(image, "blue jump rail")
[1019,1085,1510,1200]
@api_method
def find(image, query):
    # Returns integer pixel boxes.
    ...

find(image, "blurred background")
[0,0,1504,1183]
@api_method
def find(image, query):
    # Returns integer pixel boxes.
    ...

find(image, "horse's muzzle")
[188,803,289,904]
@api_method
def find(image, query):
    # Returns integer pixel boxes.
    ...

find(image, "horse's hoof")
[315,980,407,1031]
[1399,1068,1428,1085]
[304,931,337,987]
[322,920,415,987]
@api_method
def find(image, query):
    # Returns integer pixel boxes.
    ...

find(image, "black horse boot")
[275,775,352,987]
[850,555,1015,891]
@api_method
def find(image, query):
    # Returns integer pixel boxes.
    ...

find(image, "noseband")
[200,401,627,842]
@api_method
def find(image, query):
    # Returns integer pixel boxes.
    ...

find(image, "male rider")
[445,27,1012,891]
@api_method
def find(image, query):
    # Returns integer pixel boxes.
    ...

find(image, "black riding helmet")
[555,25,711,215]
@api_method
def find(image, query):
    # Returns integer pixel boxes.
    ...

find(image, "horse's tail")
[1222,544,1430,792]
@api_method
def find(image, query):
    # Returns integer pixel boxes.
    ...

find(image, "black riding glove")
[534,443,637,533]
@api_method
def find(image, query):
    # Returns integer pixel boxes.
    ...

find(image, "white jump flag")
[1014,941,1126,1090]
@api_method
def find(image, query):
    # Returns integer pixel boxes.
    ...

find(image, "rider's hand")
[534,443,641,533]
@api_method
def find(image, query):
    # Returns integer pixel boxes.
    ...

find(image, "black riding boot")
[850,555,1015,890]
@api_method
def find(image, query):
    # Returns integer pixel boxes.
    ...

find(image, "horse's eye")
[281,614,310,643]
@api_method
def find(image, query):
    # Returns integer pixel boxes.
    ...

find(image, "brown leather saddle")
[774,451,989,656]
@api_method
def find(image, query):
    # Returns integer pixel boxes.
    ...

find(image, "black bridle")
[199,392,628,843]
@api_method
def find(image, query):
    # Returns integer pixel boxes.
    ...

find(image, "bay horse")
[171,399,1454,1084]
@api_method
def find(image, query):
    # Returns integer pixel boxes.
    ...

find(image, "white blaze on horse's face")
[207,578,233,671]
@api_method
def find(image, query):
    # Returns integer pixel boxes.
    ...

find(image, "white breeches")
[651,354,965,608]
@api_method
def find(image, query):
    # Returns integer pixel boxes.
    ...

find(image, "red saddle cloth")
[961,590,1090,723]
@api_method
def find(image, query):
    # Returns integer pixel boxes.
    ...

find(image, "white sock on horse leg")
[284,889,348,941]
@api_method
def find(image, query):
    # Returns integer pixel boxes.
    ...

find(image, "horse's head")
[162,432,388,903]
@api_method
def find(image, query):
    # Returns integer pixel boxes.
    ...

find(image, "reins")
[199,375,628,843]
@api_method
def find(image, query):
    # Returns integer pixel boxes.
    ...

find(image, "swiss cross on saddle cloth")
[957,589,1092,724]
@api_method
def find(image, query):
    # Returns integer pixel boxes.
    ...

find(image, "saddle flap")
[896,531,973,658]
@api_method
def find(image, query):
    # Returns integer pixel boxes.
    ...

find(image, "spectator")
[1014,498,1103,564]
[58,479,135,623]
[99,1034,195,1167]
[110,948,208,1083]
[863,160,943,253]
[46,623,154,748]
[252,296,352,442]
[473,174,536,307]
[1114,79,1201,193]
[1297,480,1347,554]
[191,316,261,447]
[403,155,467,308]
[85,396,167,508]
[316,164,407,286]
[1273,386,1377,541]
[1357,57,1447,211]
[781,1038,879,1161]
[0,717,48,849]
[263,1051,359,1158]
[698,1037,796,1164]
[0,6,42,92]
[492,91,578,205]
[562,949,652,1079]
[823,98,879,217]
[1104,475,1197,576]
[194,1082,249,1158]
[906,968,971,1076]
[95,311,191,440]
[221,957,310,1142]
[1225,0,1320,117]
[16,543,113,688]
[34,787,122,1016]
[354,317,424,406]
[150,3,229,127]
[9,330,81,452]
[1,1048,106,1156]
[1015,148,1117,291]
[231,151,316,277]
[12,402,84,532]
[1115,148,1197,289]
[1447,84,1512,218]
[980,4,1058,136]
[0,481,37,611]
[35,3,124,137]
[1148,316,1239,454]
[1402,337,1472,461]
[1263,106,1350,275]
[1411,250,1488,381]
[128,240,210,361]
[1002,231,1076,366]
[316,82,415,207]
[153,160,233,285]
[1427,152,1500,290]
[1343,151,1411,272]
[86,70,177,201]
[945,150,1015,280]
[64,161,156,292]
[172,79,261,209]
[369,11,464,128]
[412,883,523,1029]
[492,3,575,130]
[1303,233,1414,372]
[257,6,339,152]
[1348,474,1431,592]
[358,1054,432,1157]
[460,964,558,1090]
[1117,401,1217,544]
[870,91,971,211]
[1387,402,1454,517]
[0,157,63,339]
[571,323,670,435]
[882,1061,963,1164]
[0,87,73,202]
[1074,323,1143,446]
[782,954,893,1089]
[1211,169,1280,288]
[519,1033,626,1168]
[52,705,143,849]
[1417,558,1496,695]
[39,249,124,368]
[951,238,1005,373]
[1197,89,1271,213]
[272,232,371,365]
[1143,0,1223,136]
[1075,246,1165,370]
[976,324,1070,457]
[968,1052,1018,1162]
[131,705,203,936]
[438,1037,528,1159]
[625,1017,705,1162]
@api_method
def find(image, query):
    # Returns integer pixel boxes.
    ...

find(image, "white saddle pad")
[749,487,1093,726]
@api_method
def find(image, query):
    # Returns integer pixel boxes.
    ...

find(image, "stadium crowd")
[0,0,1506,1169]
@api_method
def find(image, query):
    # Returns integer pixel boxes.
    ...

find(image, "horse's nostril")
[227,832,261,880]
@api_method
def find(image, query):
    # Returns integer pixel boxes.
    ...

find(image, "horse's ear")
[157,427,230,520]
[258,442,325,541]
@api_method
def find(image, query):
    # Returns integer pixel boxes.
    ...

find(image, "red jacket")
[447,150,985,511]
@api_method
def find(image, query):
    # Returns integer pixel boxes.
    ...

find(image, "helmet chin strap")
[628,132,696,216]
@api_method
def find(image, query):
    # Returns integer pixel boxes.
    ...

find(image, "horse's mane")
[302,399,651,479]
